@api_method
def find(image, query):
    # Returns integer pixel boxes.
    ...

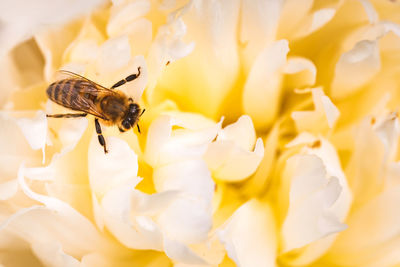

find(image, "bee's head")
[119,102,140,132]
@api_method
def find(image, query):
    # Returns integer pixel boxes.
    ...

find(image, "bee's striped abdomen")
[46,79,95,112]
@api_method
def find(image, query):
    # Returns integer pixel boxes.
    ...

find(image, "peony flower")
[1,0,400,267]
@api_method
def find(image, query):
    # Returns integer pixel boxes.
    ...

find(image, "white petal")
[218,200,277,267]
[107,0,151,37]
[0,0,104,55]
[145,114,221,167]
[283,57,316,88]
[101,185,164,250]
[243,40,289,130]
[9,167,110,258]
[346,113,399,206]
[282,155,347,252]
[153,159,214,203]
[95,35,132,75]
[16,111,47,162]
[16,168,107,255]
[148,0,239,118]
[216,115,256,151]
[293,8,337,39]
[280,136,353,266]
[58,117,88,153]
[88,135,140,198]
[158,197,212,244]
[240,0,283,70]
[164,237,207,265]
[291,88,340,132]
[131,190,180,216]
[331,39,381,99]
[359,0,379,24]
[205,138,264,182]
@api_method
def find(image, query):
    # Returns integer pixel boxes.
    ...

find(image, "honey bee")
[46,67,144,153]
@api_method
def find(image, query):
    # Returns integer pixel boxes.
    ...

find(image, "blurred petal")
[31,241,80,267]
[327,185,400,267]
[243,39,289,130]
[95,35,132,75]
[0,179,18,201]
[152,0,240,118]
[331,39,381,99]
[346,112,399,208]
[292,88,340,133]
[106,0,151,37]
[284,57,316,88]
[359,0,379,24]
[218,199,277,267]
[16,111,48,163]
[0,0,105,55]
[34,20,83,81]
[163,237,207,265]
[240,0,283,70]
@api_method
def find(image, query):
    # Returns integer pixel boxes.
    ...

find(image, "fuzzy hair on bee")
[46,67,144,153]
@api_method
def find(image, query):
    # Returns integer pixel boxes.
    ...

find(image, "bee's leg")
[95,118,108,154]
[46,113,87,118]
[111,67,141,89]
[136,123,141,134]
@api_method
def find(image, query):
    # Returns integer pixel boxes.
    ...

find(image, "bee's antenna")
[136,123,141,134]
[140,109,146,117]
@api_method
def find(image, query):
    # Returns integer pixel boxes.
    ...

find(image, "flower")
[1,0,400,267]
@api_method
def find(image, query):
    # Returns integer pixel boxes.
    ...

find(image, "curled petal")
[283,57,316,88]
[216,115,256,151]
[8,166,110,258]
[205,138,264,182]
[291,88,340,133]
[218,199,277,267]
[281,135,352,264]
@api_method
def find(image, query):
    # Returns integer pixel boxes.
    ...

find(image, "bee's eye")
[122,120,131,129]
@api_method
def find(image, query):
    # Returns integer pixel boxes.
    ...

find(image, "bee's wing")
[70,86,109,120]
[56,70,112,91]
